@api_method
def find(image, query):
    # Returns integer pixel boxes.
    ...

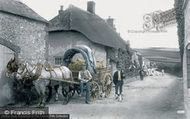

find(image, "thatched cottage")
[48,1,130,74]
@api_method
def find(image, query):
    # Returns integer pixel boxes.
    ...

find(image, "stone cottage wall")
[0,12,47,63]
[184,0,190,117]
[48,31,107,67]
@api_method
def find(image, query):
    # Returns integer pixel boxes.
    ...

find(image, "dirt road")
[48,74,185,119]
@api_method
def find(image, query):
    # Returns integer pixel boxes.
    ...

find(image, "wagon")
[71,67,112,98]
[55,67,112,104]
[58,45,113,104]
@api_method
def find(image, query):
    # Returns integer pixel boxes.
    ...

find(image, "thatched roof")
[48,5,126,49]
[0,0,47,23]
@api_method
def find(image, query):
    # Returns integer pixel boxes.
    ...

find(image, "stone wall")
[48,31,107,67]
[184,0,190,117]
[0,12,47,63]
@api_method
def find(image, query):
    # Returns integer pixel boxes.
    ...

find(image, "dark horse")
[6,58,41,106]
[6,57,74,107]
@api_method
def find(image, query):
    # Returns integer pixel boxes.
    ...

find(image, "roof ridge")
[0,0,48,23]
[49,4,127,49]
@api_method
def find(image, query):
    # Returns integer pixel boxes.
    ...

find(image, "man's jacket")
[113,71,125,85]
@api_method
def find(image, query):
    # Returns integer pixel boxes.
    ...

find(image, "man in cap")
[113,69,125,101]
[78,64,92,104]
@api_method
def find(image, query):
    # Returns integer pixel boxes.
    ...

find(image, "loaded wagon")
[60,45,113,103]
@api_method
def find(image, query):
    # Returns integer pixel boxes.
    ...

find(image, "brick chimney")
[87,1,95,14]
[59,5,64,15]
[106,16,116,30]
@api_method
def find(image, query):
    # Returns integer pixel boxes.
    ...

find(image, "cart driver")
[78,64,92,104]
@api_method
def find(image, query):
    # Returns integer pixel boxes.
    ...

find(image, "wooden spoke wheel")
[90,80,100,100]
[74,84,81,95]
[103,73,112,97]
[62,83,72,104]
[69,88,75,97]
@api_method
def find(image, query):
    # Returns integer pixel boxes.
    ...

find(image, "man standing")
[113,69,125,101]
[78,65,92,104]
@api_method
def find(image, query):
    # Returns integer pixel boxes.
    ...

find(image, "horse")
[6,58,74,107]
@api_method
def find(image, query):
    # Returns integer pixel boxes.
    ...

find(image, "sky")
[21,0,178,49]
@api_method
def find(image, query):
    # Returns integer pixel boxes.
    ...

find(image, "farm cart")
[93,68,112,98]
[61,45,113,103]
[69,68,112,100]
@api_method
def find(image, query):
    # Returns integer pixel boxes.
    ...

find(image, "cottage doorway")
[0,38,20,106]
[0,38,20,81]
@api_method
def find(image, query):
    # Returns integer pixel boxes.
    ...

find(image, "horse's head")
[15,61,29,80]
[6,57,19,78]
[6,58,29,80]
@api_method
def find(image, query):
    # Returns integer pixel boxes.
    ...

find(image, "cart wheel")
[63,91,73,105]
[62,86,69,98]
[62,83,70,104]
[90,81,100,100]
[70,88,75,97]
[75,85,81,95]
[102,73,112,97]
[63,95,69,105]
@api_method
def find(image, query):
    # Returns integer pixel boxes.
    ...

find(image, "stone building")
[0,0,48,105]
[48,1,130,74]
[175,0,190,118]
[177,0,190,117]
[0,0,48,63]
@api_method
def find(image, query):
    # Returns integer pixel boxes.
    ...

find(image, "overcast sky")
[21,0,178,49]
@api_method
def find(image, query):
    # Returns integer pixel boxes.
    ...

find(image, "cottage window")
[55,57,64,65]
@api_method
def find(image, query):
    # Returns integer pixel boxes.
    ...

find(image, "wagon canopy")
[63,45,96,75]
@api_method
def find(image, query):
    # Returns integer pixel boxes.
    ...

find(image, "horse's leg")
[24,87,31,106]
[46,85,52,103]
[61,83,70,105]
[34,80,43,107]
[45,80,52,103]
[69,85,75,97]
[40,79,50,107]
[53,84,59,101]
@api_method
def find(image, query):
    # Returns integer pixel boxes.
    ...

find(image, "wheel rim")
[91,81,100,100]
[103,73,112,97]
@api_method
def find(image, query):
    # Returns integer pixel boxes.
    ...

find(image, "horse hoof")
[41,104,45,107]
[37,104,45,108]
[37,103,41,107]
[63,100,69,105]
[23,103,30,107]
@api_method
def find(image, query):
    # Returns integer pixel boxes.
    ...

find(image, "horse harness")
[18,63,42,80]
[18,63,67,80]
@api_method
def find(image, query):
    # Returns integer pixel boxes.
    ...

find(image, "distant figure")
[139,68,145,80]
[129,64,137,78]
[78,65,92,104]
[113,69,125,101]
[161,69,165,76]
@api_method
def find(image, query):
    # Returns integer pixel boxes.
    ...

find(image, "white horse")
[6,58,73,107]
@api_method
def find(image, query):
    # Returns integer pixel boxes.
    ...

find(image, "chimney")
[87,1,95,14]
[106,16,116,30]
[59,5,64,15]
